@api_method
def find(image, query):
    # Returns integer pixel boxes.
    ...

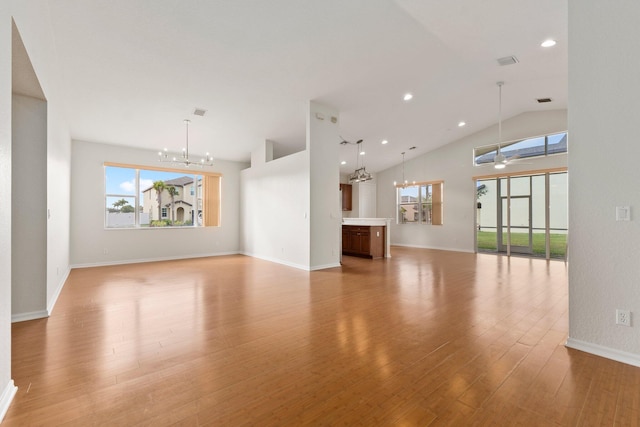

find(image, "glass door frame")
[474,167,568,260]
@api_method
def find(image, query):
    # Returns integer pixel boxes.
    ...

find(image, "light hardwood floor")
[5,247,640,426]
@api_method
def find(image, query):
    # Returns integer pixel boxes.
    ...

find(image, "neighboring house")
[399,195,419,222]
[142,176,203,224]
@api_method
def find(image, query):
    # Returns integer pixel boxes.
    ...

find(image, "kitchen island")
[342,218,392,259]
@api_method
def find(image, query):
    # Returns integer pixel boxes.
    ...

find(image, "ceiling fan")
[493,81,519,169]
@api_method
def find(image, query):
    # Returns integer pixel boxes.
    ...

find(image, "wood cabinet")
[340,184,352,211]
[342,225,385,258]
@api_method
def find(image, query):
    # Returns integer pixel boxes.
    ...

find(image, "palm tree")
[112,198,129,212]
[167,186,179,223]
[152,180,166,220]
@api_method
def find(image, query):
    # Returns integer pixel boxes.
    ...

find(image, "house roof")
[142,176,194,192]
[45,1,567,174]
[164,200,193,208]
[163,177,194,187]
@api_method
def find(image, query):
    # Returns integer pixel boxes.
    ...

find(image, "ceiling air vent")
[497,56,519,66]
[193,108,207,117]
[537,97,553,103]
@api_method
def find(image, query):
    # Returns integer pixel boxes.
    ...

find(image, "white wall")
[567,1,640,365]
[1,1,73,420]
[0,2,14,420]
[376,110,568,252]
[241,101,341,271]
[12,94,47,320]
[70,141,246,266]
[240,149,311,269]
[342,177,378,219]
[308,101,341,270]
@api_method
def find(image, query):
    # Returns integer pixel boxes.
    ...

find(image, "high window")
[474,132,567,166]
[397,182,443,225]
[104,163,221,229]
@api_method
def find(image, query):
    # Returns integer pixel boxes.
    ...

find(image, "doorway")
[476,171,568,259]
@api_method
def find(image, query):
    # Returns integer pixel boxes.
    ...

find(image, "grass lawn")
[477,231,567,258]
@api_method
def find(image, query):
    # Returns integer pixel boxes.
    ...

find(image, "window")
[473,132,567,166]
[397,181,443,225]
[104,163,221,229]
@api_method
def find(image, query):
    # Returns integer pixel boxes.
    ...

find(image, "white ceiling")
[43,0,567,173]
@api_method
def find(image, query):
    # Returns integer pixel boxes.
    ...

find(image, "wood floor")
[5,247,640,426]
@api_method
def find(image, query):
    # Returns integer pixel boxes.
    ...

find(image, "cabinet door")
[348,230,361,253]
[340,184,352,211]
[358,231,371,254]
[342,228,350,251]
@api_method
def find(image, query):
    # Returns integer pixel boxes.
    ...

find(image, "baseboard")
[12,310,48,323]
[310,262,341,271]
[47,266,71,316]
[391,243,475,253]
[0,380,17,423]
[565,337,640,368]
[71,251,241,269]
[241,252,311,271]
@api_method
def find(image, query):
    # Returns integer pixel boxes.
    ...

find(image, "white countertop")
[342,218,391,226]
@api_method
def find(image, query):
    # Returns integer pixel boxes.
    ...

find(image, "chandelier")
[158,119,213,167]
[348,140,372,183]
[393,149,416,187]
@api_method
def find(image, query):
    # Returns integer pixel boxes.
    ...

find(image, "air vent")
[193,108,207,116]
[497,56,519,66]
[537,97,553,103]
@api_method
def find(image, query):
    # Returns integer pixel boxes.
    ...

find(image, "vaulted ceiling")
[42,0,567,173]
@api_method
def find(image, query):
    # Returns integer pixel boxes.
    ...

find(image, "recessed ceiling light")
[359,150,365,156]
[541,39,556,48]
[403,93,413,101]
[340,161,346,165]
[381,139,388,145]
[458,121,466,127]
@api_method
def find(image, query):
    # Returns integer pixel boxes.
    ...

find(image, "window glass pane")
[105,196,137,228]
[509,176,530,197]
[140,170,200,227]
[474,146,498,165]
[501,136,546,159]
[531,175,545,231]
[105,166,136,195]
[474,131,567,166]
[398,186,419,223]
[547,132,568,155]
[421,185,432,224]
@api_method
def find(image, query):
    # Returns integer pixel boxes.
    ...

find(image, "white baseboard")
[47,266,71,316]
[241,252,311,271]
[565,337,640,368]
[391,243,475,253]
[310,262,341,271]
[71,251,241,269]
[0,380,17,423]
[12,310,48,323]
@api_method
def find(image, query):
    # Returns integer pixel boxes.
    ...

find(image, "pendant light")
[348,140,372,183]
[394,152,409,187]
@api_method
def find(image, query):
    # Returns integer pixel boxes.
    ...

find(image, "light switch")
[616,206,631,221]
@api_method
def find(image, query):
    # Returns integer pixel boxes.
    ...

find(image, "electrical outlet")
[103,248,108,255]
[616,309,631,327]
